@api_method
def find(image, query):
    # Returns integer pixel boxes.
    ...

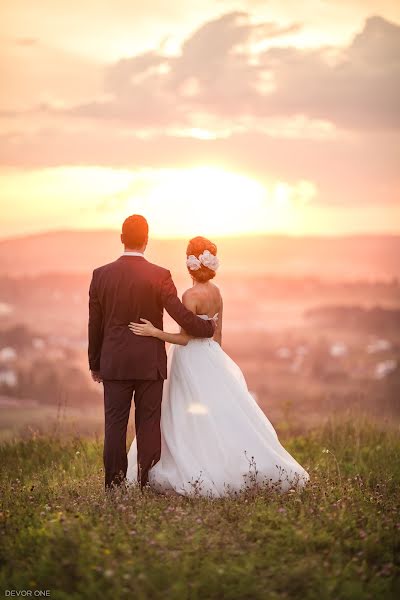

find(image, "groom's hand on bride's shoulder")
[90,370,103,383]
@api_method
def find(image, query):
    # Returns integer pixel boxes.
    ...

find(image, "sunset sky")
[0,0,399,239]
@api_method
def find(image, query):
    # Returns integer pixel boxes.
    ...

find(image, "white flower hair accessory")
[186,249,220,272]
[199,249,220,271]
[186,255,202,271]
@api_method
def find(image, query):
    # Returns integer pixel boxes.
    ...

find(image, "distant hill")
[0,230,398,280]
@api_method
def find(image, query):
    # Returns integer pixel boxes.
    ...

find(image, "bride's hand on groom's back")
[129,318,158,338]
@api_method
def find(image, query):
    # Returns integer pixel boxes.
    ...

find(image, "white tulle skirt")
[127,338,310,497]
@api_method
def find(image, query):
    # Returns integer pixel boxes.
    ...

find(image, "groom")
[88,215,215,489]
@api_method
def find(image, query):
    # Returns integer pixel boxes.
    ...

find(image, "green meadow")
[0,417,399,599]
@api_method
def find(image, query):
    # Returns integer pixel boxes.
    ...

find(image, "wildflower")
[104,569,114,578]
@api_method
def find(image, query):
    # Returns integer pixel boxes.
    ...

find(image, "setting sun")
[0,165,320,238]
[122,167,319,238]
[124,167,268,238]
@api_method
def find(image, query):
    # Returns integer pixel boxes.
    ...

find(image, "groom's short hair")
[122,214,149,248]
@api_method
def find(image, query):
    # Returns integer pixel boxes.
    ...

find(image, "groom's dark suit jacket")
[88,255,214,380]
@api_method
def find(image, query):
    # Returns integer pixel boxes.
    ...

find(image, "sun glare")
[124,167,268,238]
[0,165,317,238]
[119,167,318,238]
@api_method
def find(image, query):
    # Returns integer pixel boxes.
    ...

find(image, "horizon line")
[1,228,400,244]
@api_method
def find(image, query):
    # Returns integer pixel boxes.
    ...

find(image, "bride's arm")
[213,297,223,346]
[129,291,198,346]
[129,318,192,346]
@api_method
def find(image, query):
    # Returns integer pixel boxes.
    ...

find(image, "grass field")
[0,417,399,600]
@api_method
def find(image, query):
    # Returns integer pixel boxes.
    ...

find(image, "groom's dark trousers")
[103,378,164,488]
[88,254,214,489]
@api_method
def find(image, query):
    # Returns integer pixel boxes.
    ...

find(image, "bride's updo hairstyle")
[186,236,218,283]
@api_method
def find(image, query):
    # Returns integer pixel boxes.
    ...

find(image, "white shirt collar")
[122,251,144,257]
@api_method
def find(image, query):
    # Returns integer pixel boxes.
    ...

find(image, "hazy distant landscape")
[1,230,400,279]
[0,231,399,440]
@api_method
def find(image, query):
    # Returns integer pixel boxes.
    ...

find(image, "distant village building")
[0,347,17,362]
[0,369,18,387]
[329,342,348,357]
[367,339,392,354]
[374,360,397,380]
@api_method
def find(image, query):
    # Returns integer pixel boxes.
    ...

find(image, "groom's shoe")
[140,482,152,494]
[105,469,127,491]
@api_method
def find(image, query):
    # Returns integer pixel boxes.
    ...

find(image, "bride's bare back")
[182,281,223,345]
[182,281,221,317]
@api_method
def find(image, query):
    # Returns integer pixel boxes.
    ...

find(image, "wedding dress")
[127,315,310,496]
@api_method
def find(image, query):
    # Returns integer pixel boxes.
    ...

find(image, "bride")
[126,236,309,496]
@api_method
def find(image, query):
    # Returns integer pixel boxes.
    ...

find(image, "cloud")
[2,12,398,130]
[40,13,399,131]
[257,16,400,129]
[46,12,303,127]
[0,11,398,210]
